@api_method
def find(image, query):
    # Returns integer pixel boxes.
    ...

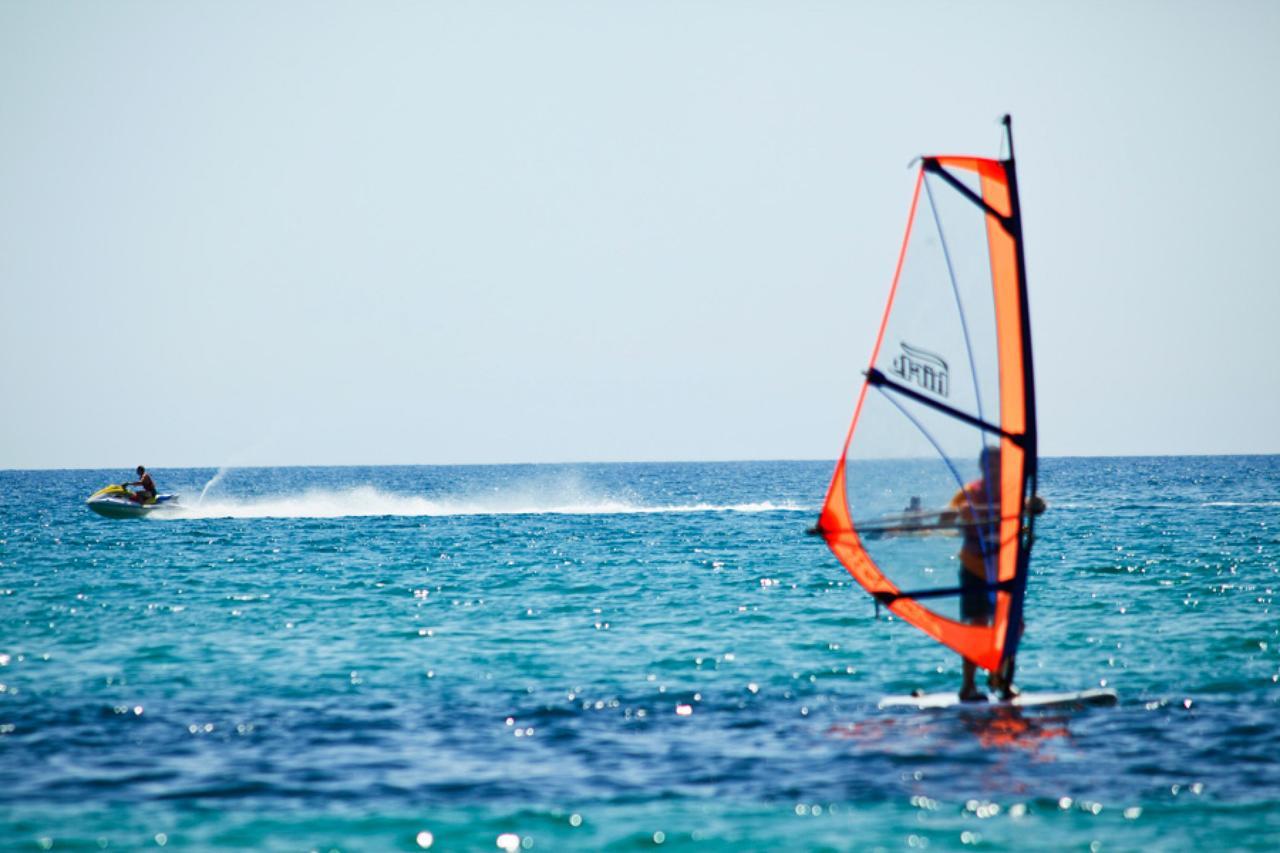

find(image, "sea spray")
[166,484,808,521]
[198,466,230,503]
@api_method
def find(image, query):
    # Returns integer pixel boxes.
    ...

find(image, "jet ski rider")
[125,466,157,504]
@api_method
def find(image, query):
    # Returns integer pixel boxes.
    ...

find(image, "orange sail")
[816,116,1037,674]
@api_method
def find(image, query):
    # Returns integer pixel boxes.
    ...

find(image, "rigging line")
[1000,113,1015,163]
[874,384,968,497]
[922,172,989,431]
[866,369,1024,446]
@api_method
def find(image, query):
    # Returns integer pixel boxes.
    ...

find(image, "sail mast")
[998,113,1037,674]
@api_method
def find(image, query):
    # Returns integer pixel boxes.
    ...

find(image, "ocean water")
[1,457,1277,850]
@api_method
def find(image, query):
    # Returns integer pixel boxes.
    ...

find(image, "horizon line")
[4,450,1278,474]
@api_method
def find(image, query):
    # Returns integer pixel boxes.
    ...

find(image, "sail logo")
[891,342,949,397]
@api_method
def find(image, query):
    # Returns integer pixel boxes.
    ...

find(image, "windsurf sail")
[815,115,1037,675]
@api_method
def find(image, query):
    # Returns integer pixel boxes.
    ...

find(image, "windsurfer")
[944,447,1011,702]
[124,466,157,504]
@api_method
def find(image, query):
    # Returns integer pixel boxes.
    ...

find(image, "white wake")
[157,485,808,521]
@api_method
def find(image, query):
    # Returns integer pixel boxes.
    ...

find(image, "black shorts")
[960,568,993,622]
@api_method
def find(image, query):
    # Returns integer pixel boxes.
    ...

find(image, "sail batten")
[818,117,1035,674]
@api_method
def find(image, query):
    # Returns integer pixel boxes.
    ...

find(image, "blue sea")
[1,457,1277,850]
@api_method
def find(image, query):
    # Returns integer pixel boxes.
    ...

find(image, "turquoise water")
[1,458,1277,850]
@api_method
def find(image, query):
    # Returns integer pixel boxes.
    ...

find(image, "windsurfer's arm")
[938,488,967,526]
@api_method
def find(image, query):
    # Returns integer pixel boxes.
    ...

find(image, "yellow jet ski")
[86,484,180,519]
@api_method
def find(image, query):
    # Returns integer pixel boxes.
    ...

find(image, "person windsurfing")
[124,466,158,504]
[943,447,1046,701]
[944,447,1011,702]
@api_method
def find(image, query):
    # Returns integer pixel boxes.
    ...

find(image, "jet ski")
[86,484,180,519]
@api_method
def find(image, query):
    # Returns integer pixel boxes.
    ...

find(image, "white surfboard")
[878,687,1117,711]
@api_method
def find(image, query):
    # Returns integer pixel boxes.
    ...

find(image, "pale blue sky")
[2,1,1277,469]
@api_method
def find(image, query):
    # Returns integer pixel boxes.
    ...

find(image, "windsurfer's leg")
[957,569,991,700]
[988,662,1008,694]
[999,656,1018,699]
[960,658,986,701]
[987,626,1021,698]
[1001,624,1023,698]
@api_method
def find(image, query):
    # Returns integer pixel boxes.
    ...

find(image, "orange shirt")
[950,479,996,577]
